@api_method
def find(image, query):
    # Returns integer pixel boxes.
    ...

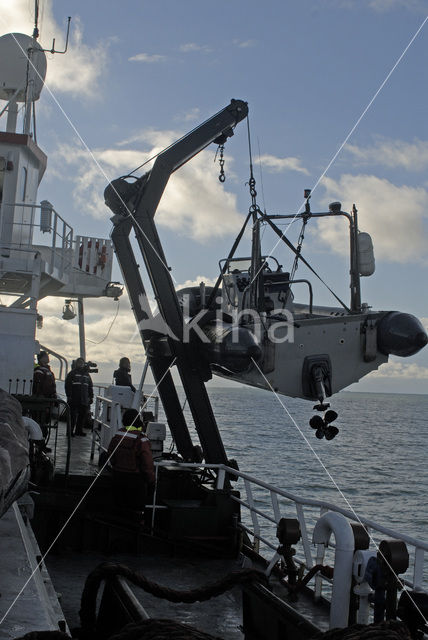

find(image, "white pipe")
[312,511,355,629]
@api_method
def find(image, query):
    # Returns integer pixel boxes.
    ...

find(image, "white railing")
[0,202,74,278]
[0,203,113,282]
[149,462,428,598]
[91,392,160,461]
[90,395,123,462]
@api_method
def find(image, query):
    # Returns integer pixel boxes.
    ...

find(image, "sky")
[1,0,427,393]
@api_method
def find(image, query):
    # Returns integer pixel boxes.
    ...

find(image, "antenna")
[33,0,72,54]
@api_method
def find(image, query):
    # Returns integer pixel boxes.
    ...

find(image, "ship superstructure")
[0,31,121,391]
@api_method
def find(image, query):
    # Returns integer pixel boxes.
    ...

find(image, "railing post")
[270,491,281,523]
[50,211,57,274]
[315,506,329,597]
[90,396,100,461]
[216,467,226,490]
[245,478,260,552]
[414,547,425,590]
[151,463,160,535]
[315,543,325,599]
[114,402,122,434]
[60,219,66,277]
[295,503,313,568]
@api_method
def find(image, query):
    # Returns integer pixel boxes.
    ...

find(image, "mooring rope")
[79,563,267,633]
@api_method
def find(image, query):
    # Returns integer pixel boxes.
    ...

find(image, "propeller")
[309,410,339,440]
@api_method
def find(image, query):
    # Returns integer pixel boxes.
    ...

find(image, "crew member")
[107,408,155,511]
[33,351,56,397]
[65,357,93,436]
[113,357,136,392]
[32,351,56,449]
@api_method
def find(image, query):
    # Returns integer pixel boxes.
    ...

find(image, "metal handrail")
[39,344,68,380]
[88,390,428,603]
[149,461,428,595]
[91,393,161,461]
[266,278,313,314]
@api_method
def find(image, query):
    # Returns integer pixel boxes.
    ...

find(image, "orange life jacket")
[107,426,155,484]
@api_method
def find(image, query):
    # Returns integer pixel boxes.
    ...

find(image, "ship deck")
[0,501,67,640]
[0,424,244,640]
[1,422,331,638]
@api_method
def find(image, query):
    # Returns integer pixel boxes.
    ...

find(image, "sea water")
[48,385,428,625]
[159,387,428,543]
[59,380,428,546]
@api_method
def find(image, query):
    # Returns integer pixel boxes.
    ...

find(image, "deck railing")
[150,461,428,597]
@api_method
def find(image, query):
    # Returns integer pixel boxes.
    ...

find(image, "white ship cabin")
[0,32,118,392]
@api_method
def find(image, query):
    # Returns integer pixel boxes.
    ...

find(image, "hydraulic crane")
[105,99,249,465]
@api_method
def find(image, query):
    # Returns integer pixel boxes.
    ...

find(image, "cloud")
[259,154,309,175]
[179,43,212,53]
[346,139,428,171]
[366,0,427,12]
[50,129,245,241]
[36,293,145,372]
[175,107,201,123]
[325,0,427,12]
[233,39,257,48]
[1,0,107,98]
[320,174,428,263]
[36,278,217,376]
[177,276,217,289]
[128,53,166,63]
[369,360,428,379]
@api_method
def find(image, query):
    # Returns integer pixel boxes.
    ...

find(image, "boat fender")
[358,232,375,277]
[377,311,428,357]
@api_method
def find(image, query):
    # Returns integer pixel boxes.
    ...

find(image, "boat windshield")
[225,256,281,274]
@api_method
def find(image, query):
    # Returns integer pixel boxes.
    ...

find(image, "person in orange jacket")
[107,408,155,510]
